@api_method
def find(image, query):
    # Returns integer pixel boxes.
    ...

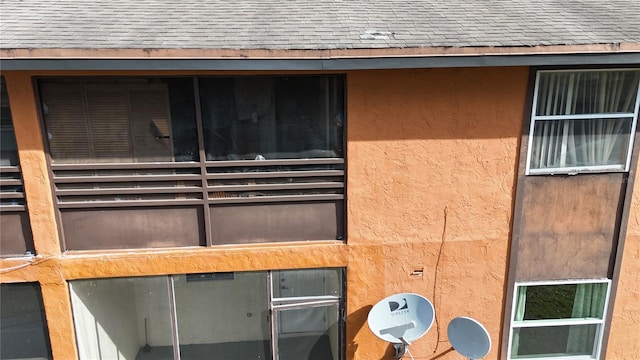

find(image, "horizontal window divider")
[208,182,344,192]
[54,174,203,183]
[58,199,204,209]
[509,353,598,360]
[56,186,203,196]
[0,205,26,212]
[0,166,20,173]
[0,192,24,199]
[515,279,610,287]
[0,179,23,186]
[272,299,340,311]
[51,162,201,170]
[533,113,635,121]
[513,318,604,328]
[209,170,345,180]
[528,165,626,175]
[206,158,344,167]
[209,194,344,204]
[272,295,340,303]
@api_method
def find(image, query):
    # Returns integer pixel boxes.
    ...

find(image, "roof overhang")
[2,44,639,71]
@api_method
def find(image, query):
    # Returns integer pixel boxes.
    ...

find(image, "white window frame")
[525,68,640,175]
[507,279,611,360]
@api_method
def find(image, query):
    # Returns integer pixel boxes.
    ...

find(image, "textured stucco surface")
[3,72,61,256]
[606,177,640,359]
[345,67,526,359]
[1,67,638,360]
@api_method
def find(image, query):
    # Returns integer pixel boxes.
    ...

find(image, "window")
[0,283,52,360]
[526,69,640,174]
[1,77,19,166]
[70,268,344,360]
[1,77,34,256]
[508,280,610,359]
[38,76,345,249]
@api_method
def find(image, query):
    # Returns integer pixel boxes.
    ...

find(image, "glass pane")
[516,283,608,321]
[200,76,345,161]
[1,77,19,166]
[511,325,599,358]
[0,78,31,246]
[0,283,52,360]
[173,272,271,360]
[39,77,198,164]
[272,268,343,298]
[277,305,340,360]
[530,118,632,170]
[536,70,640,116]
[70,277,174,360]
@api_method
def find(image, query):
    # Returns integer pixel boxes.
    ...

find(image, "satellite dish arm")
[379,322,415,359]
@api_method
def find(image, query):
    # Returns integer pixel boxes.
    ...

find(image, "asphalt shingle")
[0,0,639,50]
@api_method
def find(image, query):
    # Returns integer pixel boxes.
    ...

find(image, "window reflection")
[200,76,345,161]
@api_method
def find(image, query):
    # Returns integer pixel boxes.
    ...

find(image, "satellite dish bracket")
[393,342,408,359]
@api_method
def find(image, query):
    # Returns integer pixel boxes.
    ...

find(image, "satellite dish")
[368,293,435,358]
[447,316,491,359]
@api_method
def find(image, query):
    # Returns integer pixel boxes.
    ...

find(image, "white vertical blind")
[528,70,640,173]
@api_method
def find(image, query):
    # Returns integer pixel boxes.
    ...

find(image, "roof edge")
[1,44,639,71]
[2,42,640,59]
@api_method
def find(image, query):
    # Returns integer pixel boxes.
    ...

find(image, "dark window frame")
[1,76,35,257]
[35,75,347,249]
[0,282,53,359]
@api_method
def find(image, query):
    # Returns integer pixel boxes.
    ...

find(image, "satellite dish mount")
[367,293,435,359]
[380,321,416,357]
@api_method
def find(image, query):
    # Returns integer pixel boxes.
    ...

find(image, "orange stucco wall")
[1,67,638,360]
[606,177,640,359]
[346,67,526,359]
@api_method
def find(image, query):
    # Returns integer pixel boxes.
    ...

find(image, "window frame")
[525,68,640,175]
[507,279,612,360]
[69,268,346,360]
[36,75,347,249]
[0,282,53,359]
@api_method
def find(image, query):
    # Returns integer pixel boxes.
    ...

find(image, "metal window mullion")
[272,295,340,303]
[595,279,614,360]
[206,158,344,167]
[209,193,344,205]
[207,181,344,192]
[56,186,203,196]
[272,299,340,311]
[209,170,345,180]
[51,162,201,171]
[53,174,202,183]
[515,279,610,287]
[624,78,640,172]
[192,77,212,246]
[168,276,181,360]
[533,113,636,121]
[0,204,26,211]
[0,166,20,173]
[57,199,203,208]
[525,71,542,175]
[512,318,604,328]
[528,164,626,175]
[267,271,279,360]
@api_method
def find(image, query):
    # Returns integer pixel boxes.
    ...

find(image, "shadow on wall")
[346,305,372,359]
[347,67,529,141]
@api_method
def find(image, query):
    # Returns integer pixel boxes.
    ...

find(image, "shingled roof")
[2,0,639,51]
